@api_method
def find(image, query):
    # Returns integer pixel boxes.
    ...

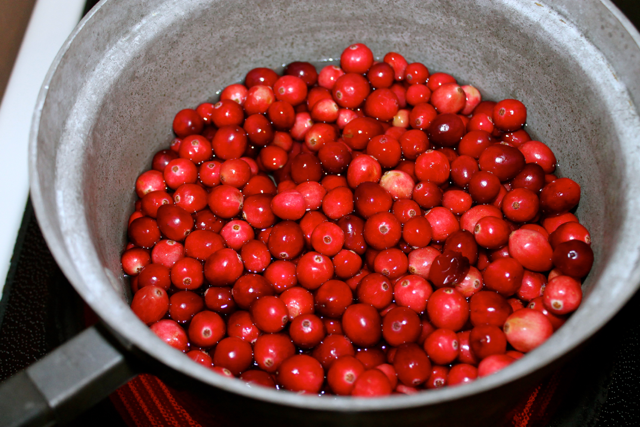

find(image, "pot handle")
[0,324,137,427]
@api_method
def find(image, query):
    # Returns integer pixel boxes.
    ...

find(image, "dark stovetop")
[1,1,640,426]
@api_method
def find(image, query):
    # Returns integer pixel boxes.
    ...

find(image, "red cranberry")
[351,369,392,397]
[469,291,513,327]
[188,310,225,348]
[203,286,236,315]
[131,286,169,324]
[342,303,382,347]
[315,280,353,318]
[540,178,581,214]
[393,343,432,387]
[552,240,594,278]
[493,99,526,131]
[204,248,243,287]
[213,336,254,376]
[268,220,305,260]
[327,356,365,396]
[427,288,469,331]
[424,328,460,365]
[173,108,204,138]
[253,333,295,373]
[289,314,326,349]
[543,275,583,315]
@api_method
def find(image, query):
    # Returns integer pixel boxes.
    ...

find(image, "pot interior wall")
[32,0,640,416]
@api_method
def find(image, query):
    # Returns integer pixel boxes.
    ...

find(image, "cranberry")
[543,275,583,315]
[540,178,581,214]
[474,216,510,250]
[478,144,526,182]
[312,334,355,369]
[131,286,169,324]
[477,354,515,377]
[227,310,261,343]
[469,325,507,359]
[356,273,393,310]
[318,65,345,90]
[253,333,295,373]
[393,343,431,387]
[333,249,363,280]
[204,248,243,287]
[220,83,248,105]
[393,275,433,314]
[503,308,553,353]
[188,310,225,348]
[173,108,204,138]
[469,170,503,205]
[424,328,460,365]
[150,320,188,352]
[187,350,212,368]
[552,240,594,278]
[483,257,524,297]
[493,99,526,131]
[138,263,171,290]
[332,73,371,109]
[351,369,392,397]
[469,291,513,327]
[204,286,236,315]
[405,63,430,85]
[346,155,382,189]
[213,336,254,376]
[402,216,433,248]
[342,303,382,347]
[508,229,554,272]
[170,257,203,290]
[268,220,305,260]
[364,88,400,121]
[151,239,184,269]
[427,114,465,147]
[315,280,353,318]
[289,314,326,349]
[415,150,450,185]
[285,61,318,86]
[363,212,402,250]
[156,205,194,241]
[327,355,365,395]
[549,222,591,248]
[447,363,478,386]
[425,207,460,243]
[429,250,471,288]
[528,296,567,331]
[340,43,374,74]
[407,246,440,279]
[427,288,469,331]
[412,181,443,209]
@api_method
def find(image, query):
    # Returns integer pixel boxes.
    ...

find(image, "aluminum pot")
[6,0,640,425]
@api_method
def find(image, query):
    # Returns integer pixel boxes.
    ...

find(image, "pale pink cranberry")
[503,308,553,353]
[379,170,415,200]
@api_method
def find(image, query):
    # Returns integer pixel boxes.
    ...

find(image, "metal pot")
[4,0,640,425]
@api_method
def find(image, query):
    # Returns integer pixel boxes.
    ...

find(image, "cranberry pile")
[122,43,594,397]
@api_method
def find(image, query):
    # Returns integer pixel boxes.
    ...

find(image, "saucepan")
[2,0,640,426]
